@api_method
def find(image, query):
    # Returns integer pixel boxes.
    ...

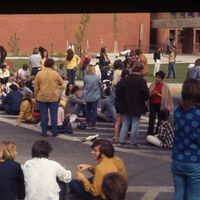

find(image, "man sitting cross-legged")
[69,139,127,200]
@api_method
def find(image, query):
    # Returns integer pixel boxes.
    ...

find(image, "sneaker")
[85,134,99,142]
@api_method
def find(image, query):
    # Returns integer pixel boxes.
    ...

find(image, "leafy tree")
[8,33,20,56]
[75,14,90,57]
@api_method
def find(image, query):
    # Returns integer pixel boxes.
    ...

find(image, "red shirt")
[150,82,163,104]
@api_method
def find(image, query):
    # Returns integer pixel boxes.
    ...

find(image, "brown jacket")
[149,82,174,111]
[34,68,63,102]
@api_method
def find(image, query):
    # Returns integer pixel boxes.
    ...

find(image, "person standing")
[118,61,149,147]
[0,141,25,200]
[99,47,111,81]
[34,58,63,137]
[135,48,148,76]
[171,79,200,200]
[29,47,42,76]
[147,71,173,136]
[0,45,7,66]
[153,47,161,76]
[166,46,176,79]
[114,69,130,144]
[22,140,72,200]
[81,50,91,79]
[83,64,101,129]
[65,49,81,85]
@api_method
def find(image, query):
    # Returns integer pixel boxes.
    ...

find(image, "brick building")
[0,13,150,55]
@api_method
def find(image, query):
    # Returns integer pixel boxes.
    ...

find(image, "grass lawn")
[6,58,188,83]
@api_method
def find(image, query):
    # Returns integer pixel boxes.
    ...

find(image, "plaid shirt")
[157,120,174,148]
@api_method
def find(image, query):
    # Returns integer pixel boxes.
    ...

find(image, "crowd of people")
[0,139,128,200]
[0,42,200,200]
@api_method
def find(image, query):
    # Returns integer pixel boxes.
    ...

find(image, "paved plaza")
[0,111,173,200]
[1,53,197,199]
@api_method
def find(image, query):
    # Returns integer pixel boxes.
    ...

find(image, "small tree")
[75,14,90,57]
[8,33,20,56]
[113,13,118,54]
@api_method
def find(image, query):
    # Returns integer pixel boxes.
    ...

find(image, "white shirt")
[18,68,30,80]
[0,68,10,79]
[29,54,42,68]
[22,158,72,200]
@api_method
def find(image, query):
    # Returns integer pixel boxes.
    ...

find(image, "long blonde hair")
[0,141,17,161]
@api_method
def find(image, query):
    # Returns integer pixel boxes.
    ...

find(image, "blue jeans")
[81,69,87,80]
[31,67,41,76]
[101,98,116,123]
[38,101,58,136]
[167,62,176,78]
[69,179,100,200]
[119,113,141,144]
[67,69,76,84]
[171,161,200,200]
[74,104,86,116]
[86,101,98,126]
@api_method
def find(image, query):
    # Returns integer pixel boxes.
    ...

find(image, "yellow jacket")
[17,100,32,122]
[81,156,127,199]
[65,54,81,70]
[34,68,63,102]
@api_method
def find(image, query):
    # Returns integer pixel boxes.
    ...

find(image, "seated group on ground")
[0,139,128,200]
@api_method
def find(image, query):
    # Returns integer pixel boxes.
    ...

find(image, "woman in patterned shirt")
[146,108,174,148]
[171,79,200,200]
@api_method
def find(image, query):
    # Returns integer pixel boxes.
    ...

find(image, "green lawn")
[6,58,188,83]
[146,63,188,83]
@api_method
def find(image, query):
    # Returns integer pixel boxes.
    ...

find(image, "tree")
[113,14,118,54]
[75,14,90,57]
[7,33,20,56]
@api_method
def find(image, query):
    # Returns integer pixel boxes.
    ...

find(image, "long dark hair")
[180,79,200,110]
[66,49,74,61]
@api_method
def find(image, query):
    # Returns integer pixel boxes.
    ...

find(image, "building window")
[196,30,200,43]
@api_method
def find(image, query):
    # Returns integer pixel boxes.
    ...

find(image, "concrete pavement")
[0,112,173,200]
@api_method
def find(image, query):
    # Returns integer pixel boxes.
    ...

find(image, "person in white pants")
[153,47,161,76]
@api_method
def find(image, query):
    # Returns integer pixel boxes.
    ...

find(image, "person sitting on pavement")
[99,87,116,124]
[102,172,128,200]
[16,92,39,126]
[69,139,127,200]
[0,141,25,200]
[17,63,30,81]
[22,140,72,200]
[64,85,86,118]
[0,63,10,85]
[48,99,73,134]
[146,109,174,148]
[2,83,23,115]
